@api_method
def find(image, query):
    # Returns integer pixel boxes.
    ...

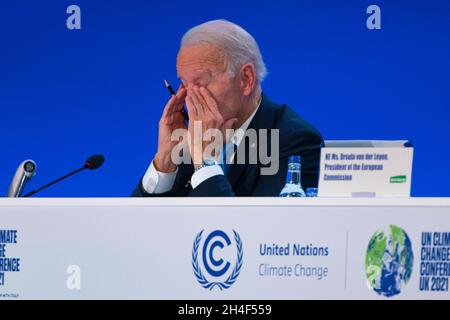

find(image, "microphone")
[23,154,105,197]
[7,160,37,197]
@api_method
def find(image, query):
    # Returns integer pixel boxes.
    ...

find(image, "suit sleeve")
[131,178,179,197]
[131,163,195,197]
[188,175,235,197]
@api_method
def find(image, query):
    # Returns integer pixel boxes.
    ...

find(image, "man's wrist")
[191,163,224,189]
[142,159,178,194]
[194,158,219,172]
[154,152,177,173]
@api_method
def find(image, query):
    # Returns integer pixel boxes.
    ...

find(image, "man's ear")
[239,63,257,96]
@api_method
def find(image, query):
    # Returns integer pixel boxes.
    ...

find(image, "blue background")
[1,0,449,197]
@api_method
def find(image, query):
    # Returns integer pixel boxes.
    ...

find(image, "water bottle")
[279,155,306,197]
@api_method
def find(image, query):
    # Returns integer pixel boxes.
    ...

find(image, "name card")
[318,140,413,197]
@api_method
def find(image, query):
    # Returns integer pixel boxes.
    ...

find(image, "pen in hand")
[164,79,189,122]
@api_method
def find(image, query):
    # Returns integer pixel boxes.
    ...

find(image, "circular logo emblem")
[365,225,414,297]
[192,229,243,290]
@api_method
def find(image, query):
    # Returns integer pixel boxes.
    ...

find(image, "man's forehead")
[178,67,209,78]
[176,44,226,77]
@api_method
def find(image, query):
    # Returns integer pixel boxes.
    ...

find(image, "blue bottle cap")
[306,187,318,197]
[288,155,301,164]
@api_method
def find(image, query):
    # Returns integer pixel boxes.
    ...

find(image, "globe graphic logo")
[365,225,414,297]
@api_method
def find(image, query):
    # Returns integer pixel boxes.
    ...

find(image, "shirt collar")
[228,94,262,147]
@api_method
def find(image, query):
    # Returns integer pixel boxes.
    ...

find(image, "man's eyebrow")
[178,76,203,84]
[177,77,198,85]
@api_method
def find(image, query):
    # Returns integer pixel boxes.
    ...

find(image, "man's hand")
[154,84,187,173]
[185,86,238,168]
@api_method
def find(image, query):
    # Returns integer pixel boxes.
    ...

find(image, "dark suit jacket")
[131,94,323,197]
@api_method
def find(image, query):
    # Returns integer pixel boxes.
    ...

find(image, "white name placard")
[318,140,413,197]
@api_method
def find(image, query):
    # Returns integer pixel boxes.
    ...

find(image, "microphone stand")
[23,166,87,197]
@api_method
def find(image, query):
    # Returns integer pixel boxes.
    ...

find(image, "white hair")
[180,19,268,83]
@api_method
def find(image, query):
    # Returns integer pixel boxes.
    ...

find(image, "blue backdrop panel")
[1,0,449,197]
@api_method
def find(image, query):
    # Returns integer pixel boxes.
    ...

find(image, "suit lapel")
[227,93,277,188]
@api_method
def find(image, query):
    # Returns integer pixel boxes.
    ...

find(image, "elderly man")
[132,20,323,197]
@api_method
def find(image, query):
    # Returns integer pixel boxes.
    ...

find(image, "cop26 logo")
[192,229,243,290]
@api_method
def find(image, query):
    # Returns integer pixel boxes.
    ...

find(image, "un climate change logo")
[192,229,243,290]
[365,225,414,297]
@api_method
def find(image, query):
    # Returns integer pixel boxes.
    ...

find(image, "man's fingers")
[161,95,177,119]
[193,86,208,110]
[176,85,187,100]
[175,87,187,112]
[188,89,205,115]
[185,94,198,118]
[198,86,220,116]
[198,87,218,110]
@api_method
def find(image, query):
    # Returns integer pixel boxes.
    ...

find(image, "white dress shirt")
[142,100,261,193]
